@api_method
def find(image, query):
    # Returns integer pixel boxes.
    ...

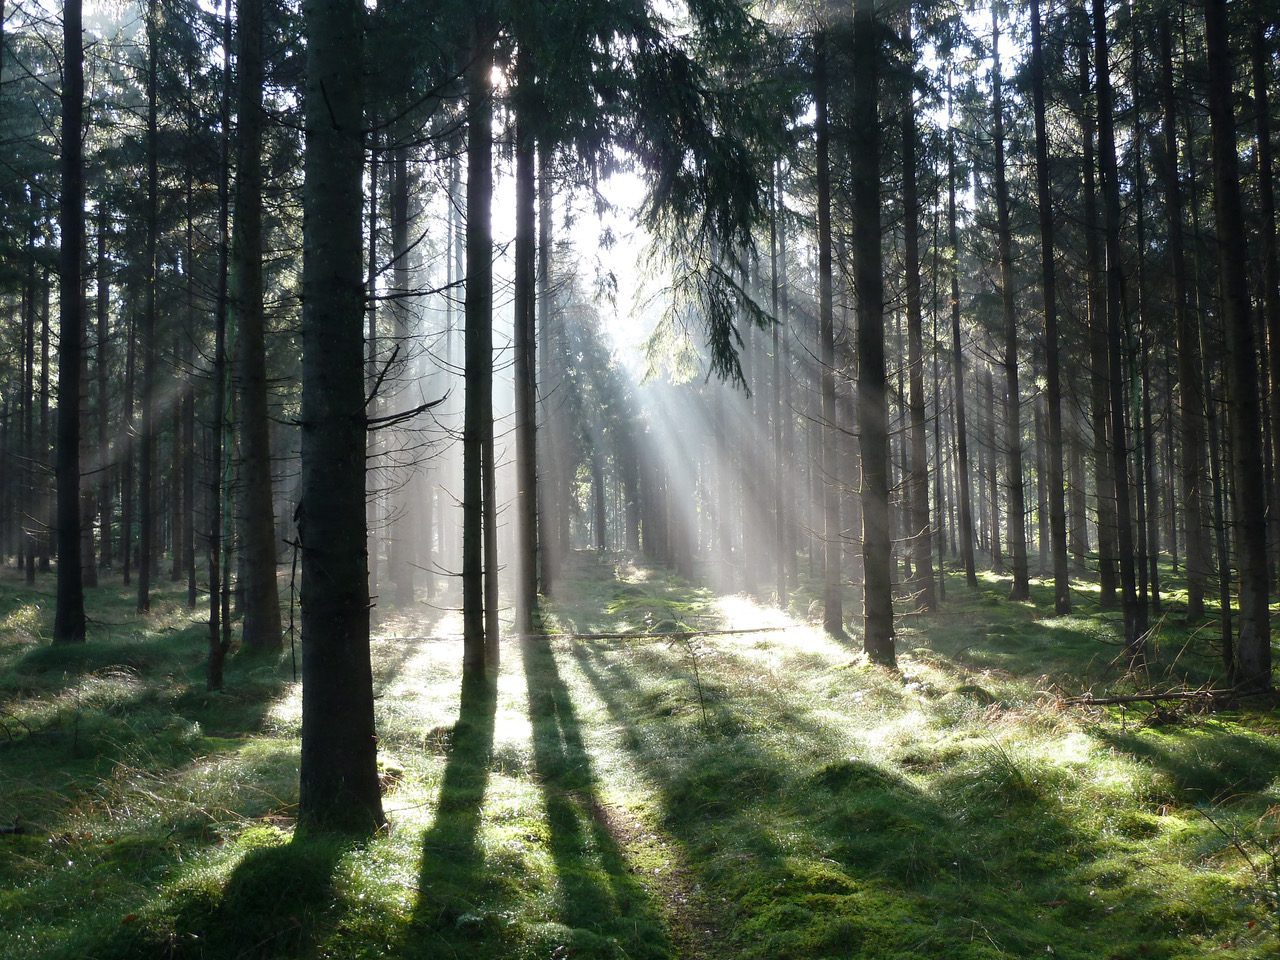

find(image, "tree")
[947,71,977,588]
[990,2,1029,602]
[1029,0,1070,613]
[463,10,498,674]
[853,0,894,664]
[54,0,87,643]
[814,29,843,638]
[512,46,538,638]
[137,0,159,615]
[1203,0,1271,691]
[1092,0,1143,660]
[901,9,935,612]
[1157,15,1207,622]
[297,0,385,833]
[232,0,283,651]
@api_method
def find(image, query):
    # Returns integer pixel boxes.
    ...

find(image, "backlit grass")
[0,556,1276,959]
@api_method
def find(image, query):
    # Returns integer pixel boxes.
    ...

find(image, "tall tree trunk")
[991,4,1030,600]
[23,238,35,583]
[365,130,380,606]
[39,278,50,573]
[512,79,538,636]
[814,31,844,636]
[1159,16,1207,620]
[536,146,557,595]
[297,0,384,833]
[232,0,282,648]
[464,13,498,672]
[1079,42,1118,606]
[80,290,96,589]
[1203,0,1271,690]
[54,0,86,642]
[1254,18,1280,594]
[1030,0,1070,611]
[385,144,415,608]
[771,165,788,605]
[930,203,947,599]
[137,0,158,614]
[208,0,233,691]
[122,291,135,584]
[1093,0,1145,659]
[948,74,977,587]
[96,208,112,571]
[984,368,1003,572]
[902,11,935,611]
[1130,4,1159,616]
[854,0,894,662]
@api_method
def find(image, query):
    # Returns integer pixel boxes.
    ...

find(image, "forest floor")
[0,557,1278,959]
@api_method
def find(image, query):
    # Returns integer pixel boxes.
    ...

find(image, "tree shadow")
[91,831,355,959]
[562,632,1198,960]
[520,631,671,959]
[403,668,500,954]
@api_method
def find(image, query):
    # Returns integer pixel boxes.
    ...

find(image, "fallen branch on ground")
[1064,688,1274,707]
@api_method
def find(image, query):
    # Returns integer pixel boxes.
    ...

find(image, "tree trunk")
[297,0,385,833]
[208,0,233,691]
[853,0,894,663]
[1203,0,1271,690]
[365,130,380,607]
[1159,16,1208,621]
[1079,42,1118,606]
[902,12,935,612]
[990,5,1029,600]
[464,13,498,673]
[1254,18,1280,595]
[947,74,977,587]
[513,79,538,636]
[1093,0,1145,660]
[1030,0,1070,611]
[23,237,35,583]
[814,31,844,637]
[54,0,86,642]
[233,0,282,648]
[770,165,788,606]
[536,146,557,595]
[96,208,112,571]
[137,0,158,614]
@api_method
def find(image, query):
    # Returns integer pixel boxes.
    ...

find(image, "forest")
[1,0,1279,956]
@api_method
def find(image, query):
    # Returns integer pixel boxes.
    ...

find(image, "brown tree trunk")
[232,0,282,648]
[1093,0,1145,659]
[1204,0,1271,689]
[990,4,1029,600]
[297,0,385,832]
[902,11,935,611]
[853,0,894,663]
[1030,0,1070,611]
[512,69,538,636]
[948,76,977,588]
[54,0,87,641]
[815,31,844,637]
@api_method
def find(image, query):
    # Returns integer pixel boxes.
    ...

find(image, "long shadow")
[520,632,671,959]
[82,832,355,960]
[565,634,1184,960]
[402,668,499,956]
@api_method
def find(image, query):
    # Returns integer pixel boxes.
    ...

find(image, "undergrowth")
[0,557,1276,959]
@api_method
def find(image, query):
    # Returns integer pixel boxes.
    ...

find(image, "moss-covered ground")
[0,557,1277,958]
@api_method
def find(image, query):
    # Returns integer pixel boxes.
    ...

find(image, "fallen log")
[1065,688,1273,707]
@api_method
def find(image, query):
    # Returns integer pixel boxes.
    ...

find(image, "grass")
[0,555,1277,959]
